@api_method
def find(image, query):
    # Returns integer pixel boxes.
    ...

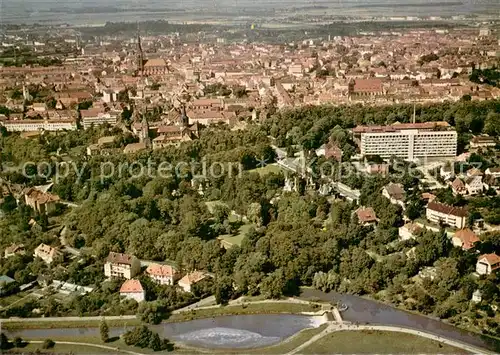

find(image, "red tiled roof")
[146,263,177,277]
[478,253,500,269]
[119,279,144,293]
[179,271,206,286]
[454,228,480,250]
[355,207,377,223]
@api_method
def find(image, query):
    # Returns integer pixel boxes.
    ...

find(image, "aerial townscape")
[0,1,500,354]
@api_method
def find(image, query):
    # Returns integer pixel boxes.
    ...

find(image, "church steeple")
[179,104,189,127]
[136,24,144,76]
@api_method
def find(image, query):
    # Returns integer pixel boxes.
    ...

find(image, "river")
[300,288,500,353]
[5,289,500,351]
[6,314,324,349]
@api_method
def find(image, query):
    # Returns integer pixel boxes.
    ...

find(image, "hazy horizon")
[1,0,499,26]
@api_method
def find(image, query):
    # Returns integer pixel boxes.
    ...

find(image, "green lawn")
[218,222,254,248]
[0,292,30,308]
[302,330,468,354]
[6,342,120,354]
[248,164,284,177]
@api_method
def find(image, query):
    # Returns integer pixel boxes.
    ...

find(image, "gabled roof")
[453,228,480,250]
[119,279,144,293]
[146,263,177,278]
[178,271,206,286]
[478,253,500,269]
[427,201,467,218]
[106,252,135,265]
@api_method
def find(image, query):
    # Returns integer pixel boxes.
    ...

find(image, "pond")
[7,314,325,349]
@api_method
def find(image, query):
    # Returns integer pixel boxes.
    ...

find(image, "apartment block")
[0,118,77,132]
[104,252,141,279]
[80,109,118,129]
[353,122,457,160]
[426,201,467,229]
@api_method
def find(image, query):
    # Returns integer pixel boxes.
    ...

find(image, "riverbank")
[2,302,320,331]
[299,288,500,353]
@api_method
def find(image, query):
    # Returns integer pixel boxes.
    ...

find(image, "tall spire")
[136,23,144,76]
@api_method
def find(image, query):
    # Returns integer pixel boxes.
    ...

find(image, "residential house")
[452,228,480,250]
[4,243,25,258]
[426,201,467,229]
[440,165,454,181]
[123,142,147,154]
[316,140,343,162]
[451,178,467,195]
[178,271,207,293]
[470,135,497,149]
[24,188,60,215]
[145,263,178,285]
[382,183,406,209]
[485,167,500,179]
[355,207,378,226]
[104,252,141,279]
[398,223,422,241]
[465,175,483,195]
[119,279,145,302]
[33,243,62,264]
[476,253,500,275]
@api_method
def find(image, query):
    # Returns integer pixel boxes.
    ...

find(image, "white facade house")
[145,263,178,285]
[476,254,500,275]
[353,122,457,160]
[485,168,500,178]
[119,279,145,302]
[465,176,483,195]
[398,223,422,241]
[426,201,467,229]
[178,271,207,293]
[104,252,141,279]
[33,243,62,264]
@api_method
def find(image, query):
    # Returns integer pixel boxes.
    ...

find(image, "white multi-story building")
[145,263,178,285]
[0,118,77,132]
[81,109,118,129]
[426,201,467,229]
[353,122,457,160]
[104,252,141,279]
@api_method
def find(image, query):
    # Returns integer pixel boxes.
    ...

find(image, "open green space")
[301,330,468,354]
[6,342,120,354]
[247,164,284,177]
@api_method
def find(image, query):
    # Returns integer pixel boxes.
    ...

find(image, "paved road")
[300,288,500,353]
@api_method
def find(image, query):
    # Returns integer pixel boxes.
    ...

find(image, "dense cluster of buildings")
[0,26,498,138]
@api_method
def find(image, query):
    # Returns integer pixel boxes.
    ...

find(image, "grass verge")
[301,330,469,354]
[2,302,320,330]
